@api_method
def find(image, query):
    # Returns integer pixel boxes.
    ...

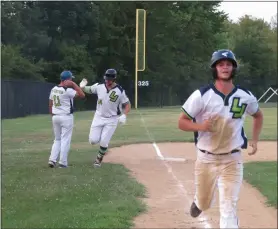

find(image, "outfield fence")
[1,79,100,119]
[1,79,56,119]
[1,78,277,119]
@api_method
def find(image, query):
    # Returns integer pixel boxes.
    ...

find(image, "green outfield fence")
[1,79,277,119]
[1,79,55,119]
[1,79,101,119]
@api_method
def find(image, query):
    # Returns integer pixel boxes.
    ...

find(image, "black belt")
[52,114,72,116]
[199,149,239,156]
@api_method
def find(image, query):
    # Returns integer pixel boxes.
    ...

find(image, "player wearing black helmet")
[178,50,264,228]
[103,68,117,87]
[79,68,131,167]
[210,49,238,81]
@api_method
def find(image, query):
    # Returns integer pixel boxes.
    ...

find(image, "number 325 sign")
[138,81,150,86]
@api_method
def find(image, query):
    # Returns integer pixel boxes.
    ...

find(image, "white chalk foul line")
[138,110,212,228]
[163,157,186,162]
[139,112,185,161]
[152,143,212,229]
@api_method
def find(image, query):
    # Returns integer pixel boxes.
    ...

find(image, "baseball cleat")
[58,164,67,168]
[190,202,202,218]
[48,161,56,168]
[93,156,103,168]
[93,162,101,168]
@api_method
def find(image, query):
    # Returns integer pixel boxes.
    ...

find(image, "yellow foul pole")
[135,9,146,109]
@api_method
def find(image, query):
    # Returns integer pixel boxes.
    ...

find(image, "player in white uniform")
[48,70,85,168]
[178,50,264,228]
[79,69,131,167]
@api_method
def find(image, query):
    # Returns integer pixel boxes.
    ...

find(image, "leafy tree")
[1,1,276,106]
[1,44,44,81]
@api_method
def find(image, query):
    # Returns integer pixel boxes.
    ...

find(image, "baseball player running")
[79,68,131,168]
[48,70,85,168]
[178,50,264,228]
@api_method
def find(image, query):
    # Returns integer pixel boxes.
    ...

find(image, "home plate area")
[105,142,277,228]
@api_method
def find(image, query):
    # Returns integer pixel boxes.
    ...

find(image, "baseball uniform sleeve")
[120,90,130,104]
[90,83,99,94]
[181,90,203,119]
[67,88,77,99]
[246,92,259,115]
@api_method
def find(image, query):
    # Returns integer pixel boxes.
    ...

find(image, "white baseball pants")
[89,113,119,148]
[49,114,74,166]
[194,157,243,229]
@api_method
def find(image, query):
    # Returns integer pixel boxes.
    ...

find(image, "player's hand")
[248,140,258,155]
[200,117,214,132]
[118,114,126,125]
[80,78,88,88]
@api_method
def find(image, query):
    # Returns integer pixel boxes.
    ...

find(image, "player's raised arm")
[63,80,85,99]
[79,78,98,94]
[73,83,85,98]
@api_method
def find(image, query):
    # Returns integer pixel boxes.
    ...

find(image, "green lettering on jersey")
[109,91,118,102]
[230,97,247,119]
[53,89,63,94]
[53,95,61,107]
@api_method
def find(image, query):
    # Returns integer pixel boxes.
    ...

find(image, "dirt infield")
[106,141,277,228]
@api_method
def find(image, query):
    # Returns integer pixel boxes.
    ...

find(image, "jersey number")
[230,97,247,119]
[53,95,61,107]
[109,91,118,102]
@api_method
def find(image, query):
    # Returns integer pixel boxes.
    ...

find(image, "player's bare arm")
[63,80,85,98]
[72,83,85,98]
[49,99,53,115]
[248,109,264,155]
[118,102,131,125]
[122,102,131,115]
[178,113,213,132]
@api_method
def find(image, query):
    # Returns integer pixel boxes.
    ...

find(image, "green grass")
[1,106,277,228]
[244,161,277,208]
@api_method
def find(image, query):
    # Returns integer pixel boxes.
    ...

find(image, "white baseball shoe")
[48,161,56,168]
[93,156,103,168]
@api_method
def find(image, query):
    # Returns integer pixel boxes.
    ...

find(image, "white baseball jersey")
[89,83,129,118]
[181,83,259,154]
[49,86,76,115]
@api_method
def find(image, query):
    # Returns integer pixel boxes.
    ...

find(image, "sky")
[218,1,277,23]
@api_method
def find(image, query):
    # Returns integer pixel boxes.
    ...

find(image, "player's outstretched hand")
[248,140,258,155]
[80,78,88,88]
[119,114,126,125]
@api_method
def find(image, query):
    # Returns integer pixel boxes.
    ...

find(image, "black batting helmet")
[104,69,117,80]
[210,49,238,79]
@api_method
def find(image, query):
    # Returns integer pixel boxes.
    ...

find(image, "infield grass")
[2,106,277,228]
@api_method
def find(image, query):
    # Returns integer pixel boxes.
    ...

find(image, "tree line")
[1,1,277,106]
